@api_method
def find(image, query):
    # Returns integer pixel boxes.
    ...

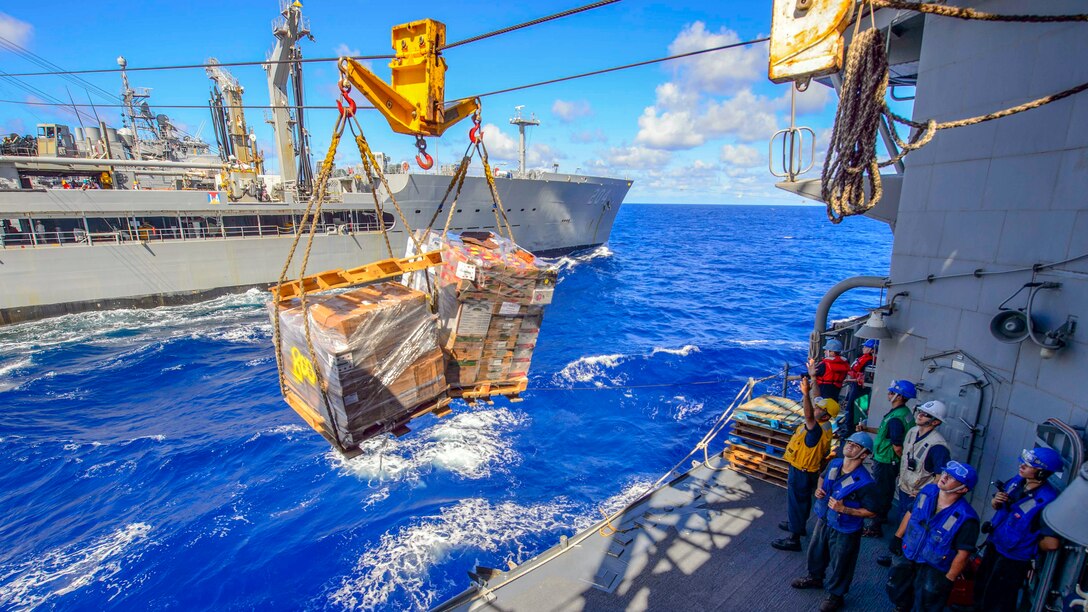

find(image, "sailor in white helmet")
[879,400,953,568]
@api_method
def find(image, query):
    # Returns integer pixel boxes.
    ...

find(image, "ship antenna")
[509,106,540,175]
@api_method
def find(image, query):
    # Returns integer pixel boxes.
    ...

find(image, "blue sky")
[0,1,847,204]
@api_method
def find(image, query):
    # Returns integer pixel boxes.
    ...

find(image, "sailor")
[973,447,1063,612]
[809,338,850,401]
[887,461,980,612]
[857,379,916,543]
[773,374,839,552]
[892,400,951,535]
[840,339,878,431]
[791,432,878,612]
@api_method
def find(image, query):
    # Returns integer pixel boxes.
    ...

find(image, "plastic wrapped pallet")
[404,230,554,389]
[271,282,446,454]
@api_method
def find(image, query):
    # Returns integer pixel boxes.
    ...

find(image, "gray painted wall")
[865,0,1087,515]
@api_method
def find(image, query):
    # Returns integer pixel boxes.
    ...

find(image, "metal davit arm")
[810,275,888,359]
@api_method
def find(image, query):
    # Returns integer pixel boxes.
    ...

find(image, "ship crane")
[264,0,315,195]
[206,59,263,172]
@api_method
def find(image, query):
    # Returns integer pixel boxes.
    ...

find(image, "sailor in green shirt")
[856,379,916,542]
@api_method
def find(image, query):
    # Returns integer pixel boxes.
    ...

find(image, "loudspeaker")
[1042,464,1088,546]
[990,311,1030,343]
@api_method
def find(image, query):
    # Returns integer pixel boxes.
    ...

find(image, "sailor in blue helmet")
[974,447,1063,611]
[791,432,879,612]
[886,461,980,612]
[840,339,878,431]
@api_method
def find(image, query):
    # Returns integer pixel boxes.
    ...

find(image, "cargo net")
[270,91,553,456]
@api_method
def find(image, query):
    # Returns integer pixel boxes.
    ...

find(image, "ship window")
[475,209,480,213]
[415,210,421,214]
[456,209,462,214]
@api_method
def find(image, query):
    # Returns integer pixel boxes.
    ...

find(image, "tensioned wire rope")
[0,0,621,78]
[0,36,770,112]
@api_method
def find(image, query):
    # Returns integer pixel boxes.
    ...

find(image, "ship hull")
[0,172,630,324]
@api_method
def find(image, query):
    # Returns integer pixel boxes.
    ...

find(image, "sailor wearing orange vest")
[772,375,839,552]
[809,338,850,401]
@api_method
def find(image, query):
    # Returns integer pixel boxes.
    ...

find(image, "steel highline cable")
[0,35,769,112]
[0,0,621,78]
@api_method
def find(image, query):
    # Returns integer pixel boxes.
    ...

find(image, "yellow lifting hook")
[338,19,478,141]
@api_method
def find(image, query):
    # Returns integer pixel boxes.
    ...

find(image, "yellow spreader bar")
[271,250,444,302]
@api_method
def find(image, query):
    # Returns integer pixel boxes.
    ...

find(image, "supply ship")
[434,1,1088,610]
[0,2,630,326]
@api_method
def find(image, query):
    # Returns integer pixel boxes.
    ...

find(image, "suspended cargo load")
[271,282,449,456]
[407,230,556,399]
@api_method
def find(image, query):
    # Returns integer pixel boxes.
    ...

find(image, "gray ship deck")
[436,463,890,611]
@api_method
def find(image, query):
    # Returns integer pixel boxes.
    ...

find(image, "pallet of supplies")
[406,230,555,398]
[271,282,448,456]
[723,395,805,488]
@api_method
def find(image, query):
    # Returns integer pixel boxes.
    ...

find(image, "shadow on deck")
[435,463,892,611]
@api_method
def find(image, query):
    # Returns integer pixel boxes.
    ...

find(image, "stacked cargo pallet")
[272,282,449,456]
[414,230,555,400]
[723,395,804,488]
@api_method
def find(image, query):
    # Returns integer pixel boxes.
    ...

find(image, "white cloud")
[551,99,592,123]
[667,22,767,95]
[475,123,563,169]
[635,107,703,150]
[603,145,671,170]
[570,129,607,144]
[0,13,32,47]
[335,43,361,57]
[653,82,699,111]
[774,83,833,115]
[636,88,781,150]
[720,143,763,168]
[703,89,781,142]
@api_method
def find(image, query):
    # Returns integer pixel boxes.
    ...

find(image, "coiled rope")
[821,12,1088,224]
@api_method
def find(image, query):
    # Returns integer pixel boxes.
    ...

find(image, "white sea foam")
[0,522,151,609]
[557,353,626,385]
[333,407,526,485]
[673,401,706,421]
[540,245,614,280]
[650,344,700,357]
[329,498,577,610]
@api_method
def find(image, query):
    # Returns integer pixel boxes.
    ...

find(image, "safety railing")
[0,220,394,249]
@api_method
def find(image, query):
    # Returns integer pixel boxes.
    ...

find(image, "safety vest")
[988,476,1060,561]
[902,483,979,572]
[873,405,914,465]
[814,458,875,534]
[816,356,850,389]
[848,353,874,385]
[783,421,834,473]
[898,427,949,497]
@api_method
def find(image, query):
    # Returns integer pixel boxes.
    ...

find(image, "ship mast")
[264,0,314,194]
[117,56,146,159]
[509,106,539,175]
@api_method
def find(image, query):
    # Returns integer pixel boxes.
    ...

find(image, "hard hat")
[823,338,843,352]
[916,400,948,422]
[846,432,874,454]
[887,379,917,399]
[863,339,879,349]
[1021,447,1063,473]
[814,397,841,418]
[943,461,979,491]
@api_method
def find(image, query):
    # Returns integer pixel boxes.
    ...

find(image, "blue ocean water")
[0,204,891,610]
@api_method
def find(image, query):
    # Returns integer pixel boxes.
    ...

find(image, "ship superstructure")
[434,1,1088,610]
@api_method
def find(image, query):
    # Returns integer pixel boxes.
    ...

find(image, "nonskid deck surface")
[438,464,889,611]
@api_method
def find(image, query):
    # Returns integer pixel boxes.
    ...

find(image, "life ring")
[401,161,410,173]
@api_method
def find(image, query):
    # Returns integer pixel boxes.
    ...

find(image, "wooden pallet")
[724,450,788,488]
[728,445,790,473]
[732,421,794,449]
[450,377,529,403]
[270,250,444,301]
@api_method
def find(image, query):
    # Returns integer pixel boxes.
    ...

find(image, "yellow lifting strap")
[338,19,478,136]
